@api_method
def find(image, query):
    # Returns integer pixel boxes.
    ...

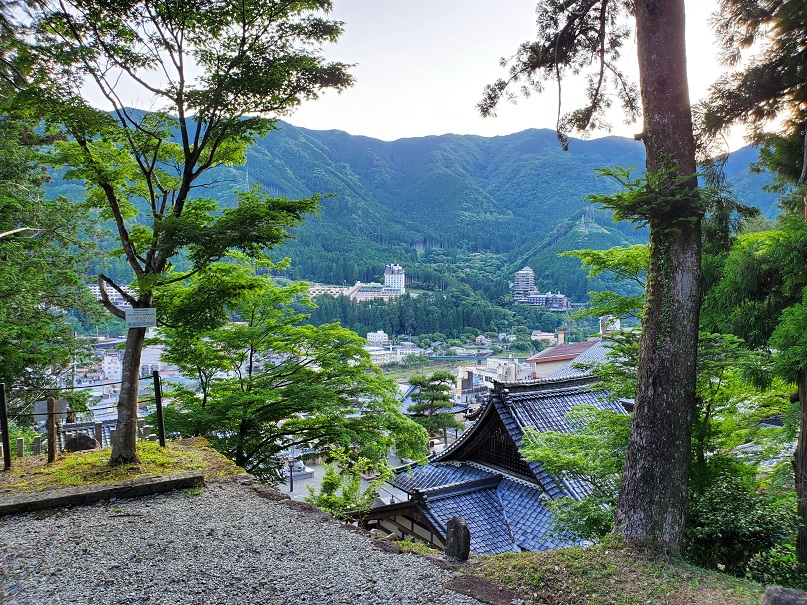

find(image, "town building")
[524,291,571,311]
[382,263,406,295]
[509,267,571,310]
[455,357,532,407]
[102,350,122,381]
[511,266,535,300]
[308,264,406,302]
[366,330,391,345]
[88,284,136,309]
[364,345,397,366]
[525,339,603,379]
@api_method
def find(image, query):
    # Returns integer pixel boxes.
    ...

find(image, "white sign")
[125,308,157,329]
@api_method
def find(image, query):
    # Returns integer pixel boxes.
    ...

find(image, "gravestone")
[445,516,470,562]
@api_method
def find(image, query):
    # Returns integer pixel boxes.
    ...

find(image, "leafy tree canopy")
[156,259,428,480]
[21,0,353,463]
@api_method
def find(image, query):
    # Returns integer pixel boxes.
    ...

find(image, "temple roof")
[367,374,628,555]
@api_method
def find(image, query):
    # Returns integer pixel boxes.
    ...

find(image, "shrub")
[746,544,807,590]
[685,472,797,576]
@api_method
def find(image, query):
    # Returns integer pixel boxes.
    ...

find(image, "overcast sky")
[287,0,739,145]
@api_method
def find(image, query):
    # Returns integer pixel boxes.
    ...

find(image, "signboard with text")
[125,308,157,329]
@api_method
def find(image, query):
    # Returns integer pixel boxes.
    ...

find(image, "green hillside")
[48,121,775,303]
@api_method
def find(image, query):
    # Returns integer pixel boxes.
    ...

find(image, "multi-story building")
[102,350,123,381]
[511,266,535,299]
[525,291,571,311]
[367,330,391,345]
[88,283,136,309]
[382,263,405,295]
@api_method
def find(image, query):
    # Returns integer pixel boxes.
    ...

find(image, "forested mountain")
[243,124,773,300]
[51,121,774,302]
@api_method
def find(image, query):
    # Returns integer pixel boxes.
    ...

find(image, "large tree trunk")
[614,0,701,552]
[795,369,807,564]
[110,325,146,464]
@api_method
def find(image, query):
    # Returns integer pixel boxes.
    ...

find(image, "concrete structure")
[511,267,535,299]
[308,284,351,297]
[530,331,557,345]
[366,330,391,345]
[524,291,571,311]
[102,350,122,381]
[599,315,621,335]
[382,263,405,295]
[308,264,406,302]
[88,284,136,309]
[365,345,397,366]
[140,343,165,376]
[455,357,532,407]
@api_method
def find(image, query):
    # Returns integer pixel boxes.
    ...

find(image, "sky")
[286,0,743,146]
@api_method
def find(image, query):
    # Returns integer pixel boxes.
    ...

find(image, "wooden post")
[47,396,56,463]
[0,383,10,470]
[153,370,166,447]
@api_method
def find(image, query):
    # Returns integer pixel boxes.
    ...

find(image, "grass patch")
[0,437,244,495]
[472,537,765,605]
[396,538,440,556]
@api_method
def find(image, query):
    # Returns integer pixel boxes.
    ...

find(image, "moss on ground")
[0,437,244,495]
[473,537,765,605]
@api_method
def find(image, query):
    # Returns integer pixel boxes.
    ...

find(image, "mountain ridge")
[48,120,776,301]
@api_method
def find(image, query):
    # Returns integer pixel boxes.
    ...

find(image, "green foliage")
[526,330,790,556]
[157,260,428,480]
[685,471,797,576]
[407,371,462,439]
[586,165,702,228]
[746,544,807,590]
[0,115,98,412]
[521,403,631,541]
[563,244,647,320]
[7,422,39,458]
[704,220,807,349]
[306,289,556,340]
[700,0,806,181]
[25,0,353,461]
[771,288,807,382]
[479,0,638,146]
[305,452,391,520]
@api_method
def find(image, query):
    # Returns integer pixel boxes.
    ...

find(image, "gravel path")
[0,478,484,605]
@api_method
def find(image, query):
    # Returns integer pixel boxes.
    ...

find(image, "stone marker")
[94,422,103,446]
[17,437,24,458]
[764,586,807,605]
[445,516,470,562]
[64,433,99,452]
[33,436,41,456]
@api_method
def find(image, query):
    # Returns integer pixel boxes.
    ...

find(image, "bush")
[746,544,807,590]
[685,472,797,576]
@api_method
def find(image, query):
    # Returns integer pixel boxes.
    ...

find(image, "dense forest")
[305,289,570,340]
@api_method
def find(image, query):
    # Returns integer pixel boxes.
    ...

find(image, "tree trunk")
[110,325,146,464]
[795,368,807,564]
[614,0,701,552]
